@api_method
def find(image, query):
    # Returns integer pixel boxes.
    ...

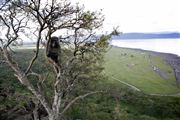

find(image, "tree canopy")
[0,0,113,119]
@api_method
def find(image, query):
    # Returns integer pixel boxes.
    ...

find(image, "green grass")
[105,47,180,94]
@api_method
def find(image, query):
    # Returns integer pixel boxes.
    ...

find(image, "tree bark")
[48,114,62,120]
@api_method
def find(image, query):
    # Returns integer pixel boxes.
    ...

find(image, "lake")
[112,39,180,56]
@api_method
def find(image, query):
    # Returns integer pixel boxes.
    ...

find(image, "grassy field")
[105,47,180,94]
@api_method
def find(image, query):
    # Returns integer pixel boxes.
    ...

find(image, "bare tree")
[0,0,112,120]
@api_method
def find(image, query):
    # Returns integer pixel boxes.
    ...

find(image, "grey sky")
[74,0,180,33]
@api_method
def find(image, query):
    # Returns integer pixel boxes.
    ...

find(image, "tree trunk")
[33,108,40,120]
[48,114,62,120]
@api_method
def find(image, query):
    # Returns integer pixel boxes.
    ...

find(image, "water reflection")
[112,39,180,56]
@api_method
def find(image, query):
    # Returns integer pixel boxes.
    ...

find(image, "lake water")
[112,39,180,56]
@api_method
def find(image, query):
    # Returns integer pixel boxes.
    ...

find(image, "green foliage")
[80,11,98,29]
[96,35,111,48]
[1,48,180,120]
[66,78,180,120]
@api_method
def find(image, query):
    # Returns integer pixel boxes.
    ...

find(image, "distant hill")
[112,32,180,39]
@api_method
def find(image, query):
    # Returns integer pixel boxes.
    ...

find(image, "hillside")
[105,47,180,94]
[0,48,180,120]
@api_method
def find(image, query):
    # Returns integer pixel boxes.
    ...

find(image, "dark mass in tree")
[46,36,60,64]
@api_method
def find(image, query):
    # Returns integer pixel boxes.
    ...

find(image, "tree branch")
[25,36,40,74]
[0,0,10,11]
[2,47,52,115]
[61,91,103,114]
[25,22,45,74]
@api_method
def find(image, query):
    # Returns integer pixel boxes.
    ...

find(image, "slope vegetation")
[105,47,180,94]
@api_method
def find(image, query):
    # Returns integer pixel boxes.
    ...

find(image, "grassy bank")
[105,47,180,94]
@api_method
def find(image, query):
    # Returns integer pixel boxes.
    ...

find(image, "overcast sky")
[73,0,180,33]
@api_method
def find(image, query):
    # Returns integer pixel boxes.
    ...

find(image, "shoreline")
[113,46,180,84]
